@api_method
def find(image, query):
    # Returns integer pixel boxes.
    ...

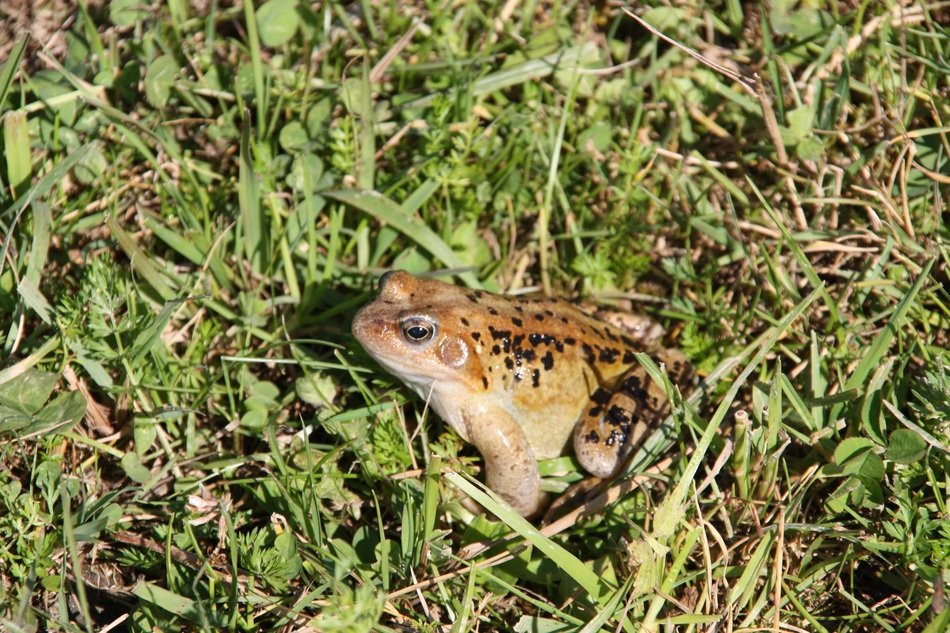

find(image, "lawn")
[0,0,947,631]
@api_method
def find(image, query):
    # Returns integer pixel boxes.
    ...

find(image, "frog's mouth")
[369,352,439,399]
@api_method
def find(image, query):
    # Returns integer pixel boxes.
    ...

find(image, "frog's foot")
[541,476,607,524]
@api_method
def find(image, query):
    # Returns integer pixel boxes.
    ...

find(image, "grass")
[0,0,948,631]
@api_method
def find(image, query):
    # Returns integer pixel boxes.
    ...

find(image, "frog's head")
[352,271,485,401]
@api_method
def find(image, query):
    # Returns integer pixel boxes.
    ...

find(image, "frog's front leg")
[461,406,544,518]
[573,350,692,478]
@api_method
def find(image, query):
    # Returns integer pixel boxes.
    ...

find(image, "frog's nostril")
[351,307,378,337]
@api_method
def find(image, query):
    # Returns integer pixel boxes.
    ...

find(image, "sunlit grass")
[0,1,947,631]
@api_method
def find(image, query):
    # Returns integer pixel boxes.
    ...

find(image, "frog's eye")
[401,317,436,344]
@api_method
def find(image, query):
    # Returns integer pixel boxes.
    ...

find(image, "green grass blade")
[3,110,30,195]
[662,287,822,514]
[445,470,607,603]
[16,277,53,326]
[400,178,438,216]
[238,118,266,273]
[16,202,52,324]
[844,257,935,392]
[130,298,189,363]
[0,37,27,111]
[748,178,840,325]
[0,336,59,386]
[728,532,775,613]
[3,144,90,222]
[242,0,267,137]
[578,577,632,633]
[23,199,51,286]
[356,62,375,190]
[132,581,220,626]
[326,188,481,288]
[405,43,599,109]
[142,216,233,291]
[142,215,204,264]
[107,215,177,301]
[60,483,93,633]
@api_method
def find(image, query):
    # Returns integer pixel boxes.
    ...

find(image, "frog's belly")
[511,373,593,460]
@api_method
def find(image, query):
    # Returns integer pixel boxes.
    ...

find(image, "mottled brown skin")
[352,271,693,517]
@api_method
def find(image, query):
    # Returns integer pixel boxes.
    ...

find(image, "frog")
[351,270,693,518]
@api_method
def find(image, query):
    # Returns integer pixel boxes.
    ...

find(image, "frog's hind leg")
[572,372,657,478]
[662,348,694,388]
[573,350,692,478]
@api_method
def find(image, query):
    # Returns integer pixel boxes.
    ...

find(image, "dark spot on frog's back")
[620,374,644,395]
[606,405,630,426]
[511,317,523,327]
[534,313,545,321]
[598,347,620,363]
[622,350,636,364]
[471,331,481,341]
[460,317,470,327]
[488,325,511,341]
[531,369,540,387]
[528,333,554,346]
[482,376,489,389]
[488,307,498,315]
[541,350,554,370]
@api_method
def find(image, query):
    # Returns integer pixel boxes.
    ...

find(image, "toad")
[352,271,693,517]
